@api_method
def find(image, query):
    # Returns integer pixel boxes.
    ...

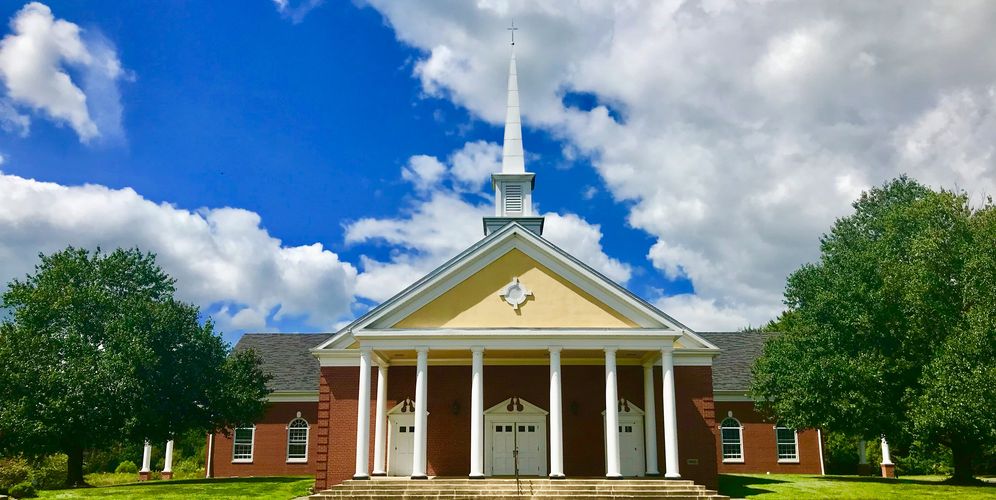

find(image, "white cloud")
[0,172,357,332]
[346,141,630,302]
[0,2,127,143]
[272,0,324,24]
[363,0,996,329]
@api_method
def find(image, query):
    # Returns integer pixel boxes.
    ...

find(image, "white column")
[604,347,622,478]
[642,363,660,476]
[858,440,868,465]
[469,347,485,478]
[411,347,429,479]
[205,434,214,478]
[163,440,174,473]
[354,347,372,479]
[881,437,893,465]
[549,347,565,478]
[661,348,680,478]
[372,364,389,476]
[140,442,152,473]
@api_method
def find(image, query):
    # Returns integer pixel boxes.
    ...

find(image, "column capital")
[470,345,485,354]
[548,346,563,354]
[415,346,430,354]
[359,345,372,354]
[604,346,618,354]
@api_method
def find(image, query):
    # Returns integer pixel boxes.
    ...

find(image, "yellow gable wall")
[392,249,640,328]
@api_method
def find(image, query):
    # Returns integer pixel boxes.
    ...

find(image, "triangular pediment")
[318,223,717,351]
[392,248,637,328]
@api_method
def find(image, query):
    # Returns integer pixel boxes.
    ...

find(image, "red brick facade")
[210,402,319,477]
[714,401,823,475]
[208,368,824,489]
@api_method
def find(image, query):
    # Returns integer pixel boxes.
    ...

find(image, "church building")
[204,45,825,494]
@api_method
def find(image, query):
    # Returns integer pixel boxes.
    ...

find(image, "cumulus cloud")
[0,172,357,332]
[346,141,631,302]
[362,0,996,329]
[0,2,128,143]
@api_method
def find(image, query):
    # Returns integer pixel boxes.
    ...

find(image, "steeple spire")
[483,28,544,237]
[501,46,525,173]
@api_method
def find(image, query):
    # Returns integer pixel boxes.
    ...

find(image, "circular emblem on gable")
[499,277,533,310]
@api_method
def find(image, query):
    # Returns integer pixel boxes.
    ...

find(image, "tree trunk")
[65,446,87,488]
[950,441,976,484]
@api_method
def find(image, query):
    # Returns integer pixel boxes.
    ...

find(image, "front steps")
[311,477,729,499]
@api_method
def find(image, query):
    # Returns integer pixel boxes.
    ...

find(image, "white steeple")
[484,24,543,237]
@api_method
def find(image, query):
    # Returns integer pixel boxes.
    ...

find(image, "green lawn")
[38,476,313,500]
[720,474,996,499]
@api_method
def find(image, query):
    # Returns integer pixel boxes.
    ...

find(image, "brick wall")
[315,363,719,490]
[210,401,318,478]
[714,401,823,474]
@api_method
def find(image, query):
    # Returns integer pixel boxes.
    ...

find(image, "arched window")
[774,425,799,462]
[287,414,310,463]
[232,425,255,463]
[720,413,744,463]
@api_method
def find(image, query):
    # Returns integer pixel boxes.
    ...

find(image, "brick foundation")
[137,471,150,481]
[881,463,896,478]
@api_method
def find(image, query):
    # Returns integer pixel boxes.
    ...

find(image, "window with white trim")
[232,426,255,462]
[775,426,799,462]
[287,416,309,463]
[720,416,744,463]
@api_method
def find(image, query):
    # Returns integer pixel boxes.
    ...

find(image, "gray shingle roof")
[234,333,329,392]
[233,331,771,393]
[697,331,774,391]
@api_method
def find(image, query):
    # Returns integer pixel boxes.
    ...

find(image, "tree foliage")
[752,177,996,482]
[0,248,269,486]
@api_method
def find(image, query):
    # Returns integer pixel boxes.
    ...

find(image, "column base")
[606,475,624,480]
[371,472,386,477]
[881,463,896,478]
[160,471,173,480]
[138,471,150,481]
[410,475,428,480]
[353,474,371,480]
[469,475,486,480]
[664,473,682,479]
[549,474,566,480]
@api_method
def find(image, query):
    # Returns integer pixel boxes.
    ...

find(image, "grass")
[719,473,996,499]
[37,476,313,500]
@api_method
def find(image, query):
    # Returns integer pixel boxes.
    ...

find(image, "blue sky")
[2,1,995,345]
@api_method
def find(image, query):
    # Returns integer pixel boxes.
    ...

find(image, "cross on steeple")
[507,21,518,45]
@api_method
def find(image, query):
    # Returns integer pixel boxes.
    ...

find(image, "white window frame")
[286,416,310,463]
[774,425,799,463]
[719,415,744,463]
[232,426,255,463]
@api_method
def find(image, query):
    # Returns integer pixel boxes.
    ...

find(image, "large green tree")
[752,177,996,482]
[0,248,270,486]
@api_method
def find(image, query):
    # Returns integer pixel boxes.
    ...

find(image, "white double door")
[490,420,545,476]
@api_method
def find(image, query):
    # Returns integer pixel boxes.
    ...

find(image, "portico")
[318,330,688,480]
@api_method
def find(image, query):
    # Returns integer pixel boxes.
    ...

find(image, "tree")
[752,177,995,482]
[0,248,269,486]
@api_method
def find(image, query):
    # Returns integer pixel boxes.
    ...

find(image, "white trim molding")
[267,391,319,403]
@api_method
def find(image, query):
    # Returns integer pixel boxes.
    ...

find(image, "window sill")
[286,459,308,464]
[777,458,800,464]
[232,459,253,464]
[722,458,745,464]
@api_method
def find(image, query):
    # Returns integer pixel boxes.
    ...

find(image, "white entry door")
[388,416,415,476]
[618,418,646,477]
[491,421,544,476]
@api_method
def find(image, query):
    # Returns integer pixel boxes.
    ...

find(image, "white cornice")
[267,391,319,403]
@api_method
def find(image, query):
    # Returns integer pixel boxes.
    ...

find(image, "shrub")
[0,457,31,494]
[9,481,37,498]
[30,454,67,490]
[114,460,139,474]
